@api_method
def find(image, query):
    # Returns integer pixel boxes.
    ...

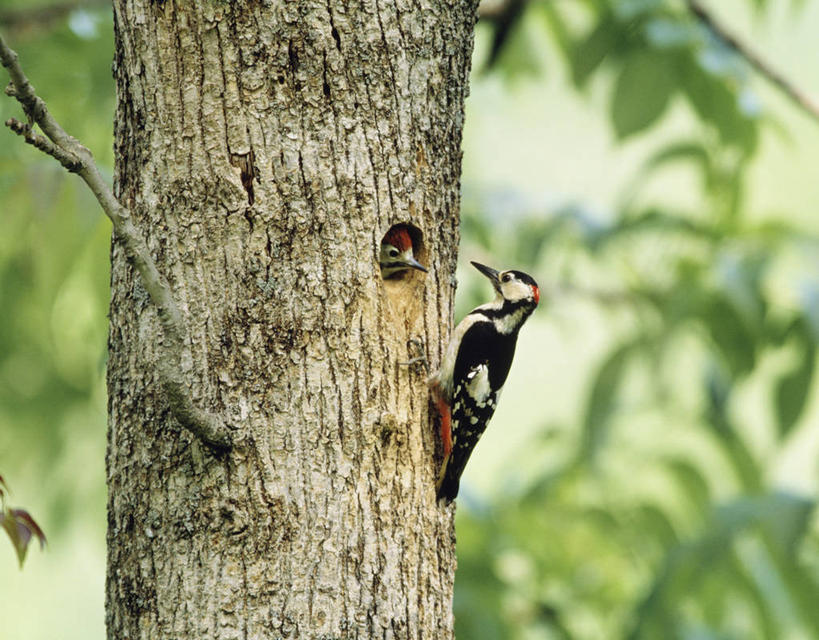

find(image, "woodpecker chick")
[431,261,540,502]
[380,226,427,279]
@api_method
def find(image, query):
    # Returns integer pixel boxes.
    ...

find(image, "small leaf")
[1,510,25,567]
[703,297,756,377]
[1,508,46,568]
[11,509,47,549]
[679,55,758,152]
[635,503,678,547]
[774,324,815,439]
[611,53,676,139]
[569,17,617,89]
[643,140,711,177]
[716,492,814,554]
[665,458,711,510]
[578,341,639,460]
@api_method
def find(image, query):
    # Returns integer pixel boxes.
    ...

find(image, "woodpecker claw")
[398,337,429,372]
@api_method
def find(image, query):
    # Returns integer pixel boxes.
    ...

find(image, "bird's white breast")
[432,310,493,401]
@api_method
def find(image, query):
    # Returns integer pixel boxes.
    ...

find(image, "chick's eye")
[389,248,399,257]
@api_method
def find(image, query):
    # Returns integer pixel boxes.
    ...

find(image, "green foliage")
[459,0,819,638]
[0,0,111,608]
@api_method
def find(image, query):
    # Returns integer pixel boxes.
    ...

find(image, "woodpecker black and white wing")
[436,362,501,501]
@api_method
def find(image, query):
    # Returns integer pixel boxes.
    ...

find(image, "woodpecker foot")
[398,337,429,373]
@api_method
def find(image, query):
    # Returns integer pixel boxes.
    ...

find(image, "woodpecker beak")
[471,261,501,293]
[400,256,428,273]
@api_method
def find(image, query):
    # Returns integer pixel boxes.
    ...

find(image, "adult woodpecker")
[431,261,540,502]
[380,226,427,278]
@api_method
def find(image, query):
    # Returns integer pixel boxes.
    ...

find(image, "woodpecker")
[431,261,540,502]
[380,226,427,278]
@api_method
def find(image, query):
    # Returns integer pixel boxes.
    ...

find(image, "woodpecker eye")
[501,273,512,283]
[389,248,399,258]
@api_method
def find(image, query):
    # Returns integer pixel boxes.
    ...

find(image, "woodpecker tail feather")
[436,453,467,502]
[436,458,458,502]
[430,383,457,502]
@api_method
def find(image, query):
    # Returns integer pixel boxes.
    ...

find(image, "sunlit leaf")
[727,552,779,640]
[643,140,712,179]
[703,297,756,377]
[611,52,676,139]
[716,493,814,554]
[636,503,679,548]
[569,15,618,89]
[797,283,819,342]
[578,340,639,461]
[665,458,711,511]
[774,339,815,440]
[765,541,819,634]
[714,250,768,332]
[679,54,758,152]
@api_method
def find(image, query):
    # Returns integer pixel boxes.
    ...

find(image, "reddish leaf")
[1,507,47,568]
[0,510,25,566]
[11,509,47,548]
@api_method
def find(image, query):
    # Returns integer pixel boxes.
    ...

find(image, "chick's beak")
[402,256,428,272]
[470,261,501,293]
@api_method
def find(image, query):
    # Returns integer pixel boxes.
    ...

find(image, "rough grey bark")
[106,2,477,639]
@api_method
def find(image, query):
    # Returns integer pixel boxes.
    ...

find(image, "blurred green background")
[2,1,818,638]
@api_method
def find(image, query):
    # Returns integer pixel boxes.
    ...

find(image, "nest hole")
[379,223,427,282]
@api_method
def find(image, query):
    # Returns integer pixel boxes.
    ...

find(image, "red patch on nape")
[383,226,413,252]
[532,286,540,304]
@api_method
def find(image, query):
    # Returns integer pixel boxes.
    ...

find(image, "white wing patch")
[432,314,492,400]
[465,364,492,408]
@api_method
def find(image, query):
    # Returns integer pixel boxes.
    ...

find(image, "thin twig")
[5,117,82,171]
[0,32,232,452]
[686,0,819,124]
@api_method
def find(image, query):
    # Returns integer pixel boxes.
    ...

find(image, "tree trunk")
[105,1,477,639]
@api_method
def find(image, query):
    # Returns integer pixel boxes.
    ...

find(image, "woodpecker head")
[380,227,427,279]
[471,261,540,307]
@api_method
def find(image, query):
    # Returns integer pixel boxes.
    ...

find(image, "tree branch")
[478,0,528,70]
[685,0,819,124]
[0,32,232,452]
